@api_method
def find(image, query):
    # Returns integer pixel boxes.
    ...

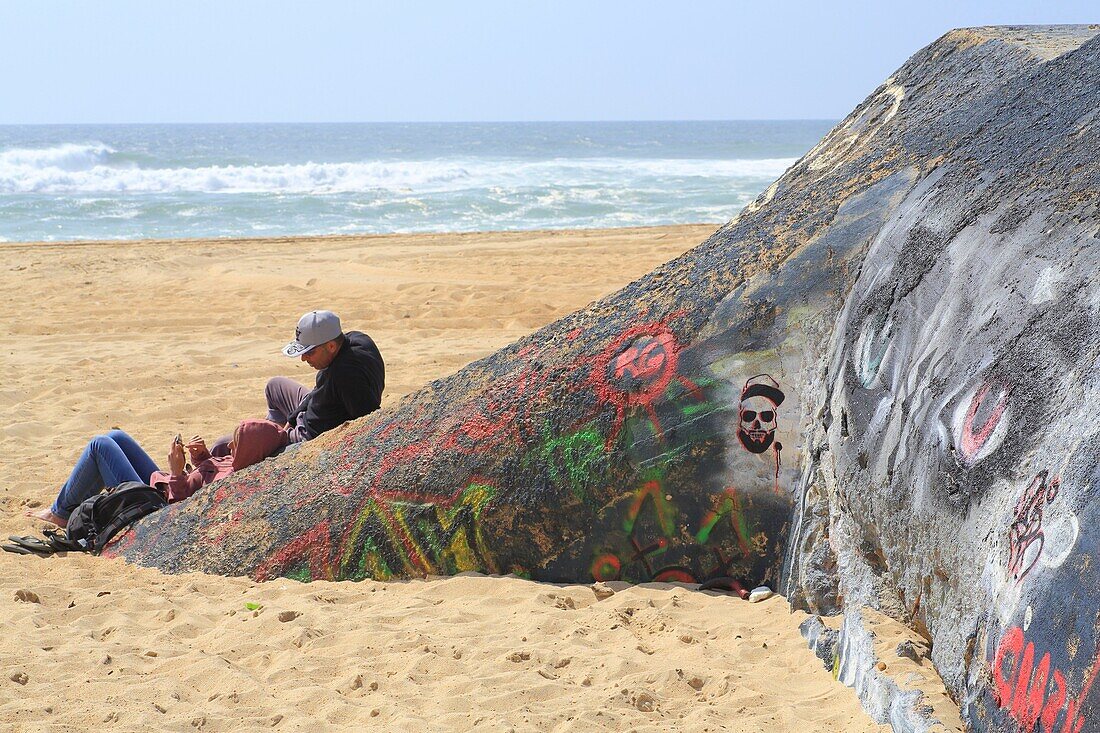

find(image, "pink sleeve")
[166,469,207,503]
[164,457,235,503]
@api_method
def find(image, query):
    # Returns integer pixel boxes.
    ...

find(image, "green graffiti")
[584,477,762,584]
[695,489,752,556]
[536,421,607,504]
[623,474,678,537]
[285,567,313,583]
[679,401,715,417]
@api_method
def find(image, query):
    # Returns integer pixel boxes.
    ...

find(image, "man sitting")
[267,310,385,444]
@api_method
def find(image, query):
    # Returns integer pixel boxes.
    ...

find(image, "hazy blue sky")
[1,1,1095,123]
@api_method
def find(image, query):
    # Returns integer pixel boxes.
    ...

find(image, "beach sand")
[0,225,904,731]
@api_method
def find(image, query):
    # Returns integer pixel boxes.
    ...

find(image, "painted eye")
[741,410,757,421]
[759,411,775,422]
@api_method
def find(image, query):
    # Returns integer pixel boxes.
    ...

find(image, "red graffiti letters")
[590,322,701,446]
[955,382,1011,465]
[993,625,1100,733]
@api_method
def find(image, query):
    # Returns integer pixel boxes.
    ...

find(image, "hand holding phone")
[168,434,187,475]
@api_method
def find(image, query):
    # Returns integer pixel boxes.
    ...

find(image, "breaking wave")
[0,122,834,240]
[0,142,795,195]
[0,142,116,173]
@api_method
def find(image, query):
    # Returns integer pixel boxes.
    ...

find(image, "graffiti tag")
[993,625,1100,733]
[1008,471,1061,583]
[953,382,1012,466]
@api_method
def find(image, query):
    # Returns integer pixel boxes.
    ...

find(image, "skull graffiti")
[739,396,778,453]
[736,374,785,454]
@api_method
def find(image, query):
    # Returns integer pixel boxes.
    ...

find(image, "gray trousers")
[211,377,311,456]
[264,376,312,443]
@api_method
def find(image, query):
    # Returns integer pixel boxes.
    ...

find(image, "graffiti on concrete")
[589,322,703,448]
[736,374,785,492]
[534,422,606,505]
[1007,471,1061,584]
[113,306,798,597]
[736,374,785,454]
[237,315,792,584]
[992,624,1100,733]
[587,476,763,584]
[255,479,498,582]
[953,382,1012,467]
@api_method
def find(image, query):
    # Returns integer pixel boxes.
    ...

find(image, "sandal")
[6,535,55,555]
[1,543,34,555]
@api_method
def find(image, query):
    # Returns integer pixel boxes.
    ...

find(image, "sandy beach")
[0,225,901,731]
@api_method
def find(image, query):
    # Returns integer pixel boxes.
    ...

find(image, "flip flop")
[6,536,54,555]
[2,543,34,555]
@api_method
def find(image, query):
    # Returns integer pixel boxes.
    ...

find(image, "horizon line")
[0,118,840,127]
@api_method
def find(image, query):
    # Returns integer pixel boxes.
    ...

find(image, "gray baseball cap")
[283,310,342,357]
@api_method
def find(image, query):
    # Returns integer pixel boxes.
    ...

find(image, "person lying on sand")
[26,419,288,528]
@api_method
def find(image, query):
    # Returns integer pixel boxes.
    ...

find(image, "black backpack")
[66,481,168,554]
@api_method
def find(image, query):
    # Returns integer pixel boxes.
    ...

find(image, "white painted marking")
[1030,266,1062,304]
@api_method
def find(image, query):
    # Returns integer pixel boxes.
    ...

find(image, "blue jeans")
[50,430,160,520]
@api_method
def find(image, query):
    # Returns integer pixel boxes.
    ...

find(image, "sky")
[0,1,1096,123]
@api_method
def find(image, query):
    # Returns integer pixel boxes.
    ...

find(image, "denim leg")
[105,429,160,483]
[50,431,150,519]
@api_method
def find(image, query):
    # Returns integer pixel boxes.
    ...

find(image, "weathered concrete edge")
[801,611,961,733]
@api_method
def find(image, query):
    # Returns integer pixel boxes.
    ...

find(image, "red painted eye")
[759,411,775,422]
[741,410,757,421]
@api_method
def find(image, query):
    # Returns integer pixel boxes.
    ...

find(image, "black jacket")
[291,331,385,439]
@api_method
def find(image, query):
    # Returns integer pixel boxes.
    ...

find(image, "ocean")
[0,121,833,243]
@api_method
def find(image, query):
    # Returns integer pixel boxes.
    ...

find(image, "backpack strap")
[92,495,166,554]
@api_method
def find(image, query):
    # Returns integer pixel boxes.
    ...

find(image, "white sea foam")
[0,143,116,173]
[0,143,795,195]
[0,123,821,241]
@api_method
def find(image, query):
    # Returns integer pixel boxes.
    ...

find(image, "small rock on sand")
[896,639,930,662]
[592,582,615,600]
[748,586,774,603]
